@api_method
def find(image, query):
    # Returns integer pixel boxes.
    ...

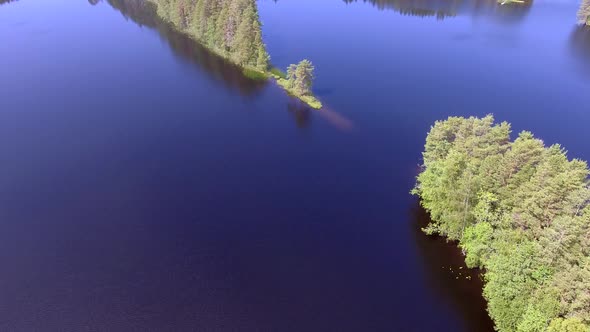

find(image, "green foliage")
[461,219,493,268]
[578,0,590,25]
[276,60,321,109]
[151,0,270,70]
[242,67,267,81]
[269,67,287,79]
[414,115,590,332]
[276,77,322,109]
[548,318,590,332]
[285,59,315,96]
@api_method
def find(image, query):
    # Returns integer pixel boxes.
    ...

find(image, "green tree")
[154,0,270,69]
[232,3,256,66]
[293,59,314,95]
[285,60,315,96]
[578,0,590,25]
[548,318,590,332]
[414,116,590,332]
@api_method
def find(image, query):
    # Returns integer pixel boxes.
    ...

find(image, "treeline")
[151,0,269,71]
[413,116,590,332]
[340,0,534,21]
[342,0,458,19]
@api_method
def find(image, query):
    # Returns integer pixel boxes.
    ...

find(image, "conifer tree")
[414,115,590,332]
[293,59,314,95]
[153,0,271,71]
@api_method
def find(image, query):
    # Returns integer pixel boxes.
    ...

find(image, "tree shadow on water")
[95,0,268,96]
[569,25,590,78]
[410,200,495,332]
[287,101,311,129]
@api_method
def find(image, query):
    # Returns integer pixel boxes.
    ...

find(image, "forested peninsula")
[150,0,322,109]
[413,115,590,332]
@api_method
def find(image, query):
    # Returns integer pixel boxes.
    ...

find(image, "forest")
[413,115,590,332]
[149,0,322,108]
[151,0,269,71]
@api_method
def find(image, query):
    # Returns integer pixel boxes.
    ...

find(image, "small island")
[150,0,322,109]
[413,115,590,332]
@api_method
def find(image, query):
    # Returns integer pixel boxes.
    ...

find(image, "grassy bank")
[245,67,323,109]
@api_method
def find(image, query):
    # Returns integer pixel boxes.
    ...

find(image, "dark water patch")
[411,202,495,332]
[569,25,590,77]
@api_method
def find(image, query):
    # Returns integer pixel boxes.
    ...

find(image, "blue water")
[0,0,588,330]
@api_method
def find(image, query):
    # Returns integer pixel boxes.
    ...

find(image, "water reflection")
[95,0,267,96]
[0,0,18,5]
[342,0,532,22]
[287,101,312,128]
[96,0,354,130]
[569,25,590,77]
[410,201,495,332]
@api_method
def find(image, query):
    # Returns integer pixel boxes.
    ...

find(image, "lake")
[1,0,589,330]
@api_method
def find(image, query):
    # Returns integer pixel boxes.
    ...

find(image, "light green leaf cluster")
[414,115,590,331]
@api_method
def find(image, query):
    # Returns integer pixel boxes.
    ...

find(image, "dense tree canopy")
[151,0,269,70]
[286,60,315,96]
[578,0,590,26]
[414,115,590,332]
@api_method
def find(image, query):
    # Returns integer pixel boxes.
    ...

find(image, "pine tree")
[214,4,230,52]
[232,4,255,66]
[414,116,590,331]
[293,59,314,95]
[190,0,206,38]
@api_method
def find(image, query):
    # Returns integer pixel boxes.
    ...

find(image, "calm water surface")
[1,0,589,330]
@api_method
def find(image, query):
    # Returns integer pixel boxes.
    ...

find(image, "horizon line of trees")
[413,115,590,332]
[0,0,19,5]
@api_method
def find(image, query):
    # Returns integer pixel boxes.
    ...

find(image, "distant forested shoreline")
[413,116,590,332]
